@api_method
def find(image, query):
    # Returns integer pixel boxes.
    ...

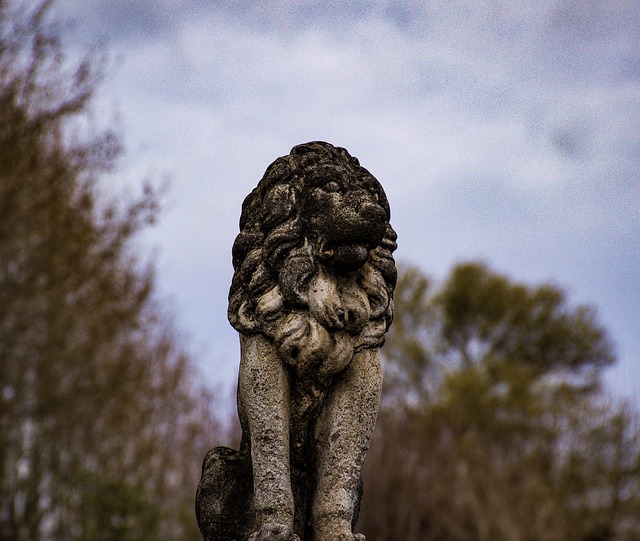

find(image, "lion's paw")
[248,522,300,541]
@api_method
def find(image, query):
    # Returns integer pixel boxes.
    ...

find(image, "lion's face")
[300,166,388,274]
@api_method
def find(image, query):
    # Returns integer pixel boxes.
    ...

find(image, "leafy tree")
[0,2,219,539]
[360,263,640,541]
[435,262,613,375]
[383,262,614,405]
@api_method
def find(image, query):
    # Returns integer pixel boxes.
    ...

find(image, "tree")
[382,262,614,405]
[360,263,640,541]
[0,2,220,539]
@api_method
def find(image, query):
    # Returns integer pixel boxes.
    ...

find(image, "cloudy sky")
[51,1,639,403]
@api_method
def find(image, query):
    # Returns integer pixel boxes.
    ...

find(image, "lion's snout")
[325,197,387,248]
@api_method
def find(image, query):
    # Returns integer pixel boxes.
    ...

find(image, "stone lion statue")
[196,142,397,541]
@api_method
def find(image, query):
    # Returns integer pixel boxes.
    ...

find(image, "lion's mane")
[228,142,397,363]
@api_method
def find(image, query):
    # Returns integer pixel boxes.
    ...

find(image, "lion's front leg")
[238,334,297,541]
[311,348,383,541]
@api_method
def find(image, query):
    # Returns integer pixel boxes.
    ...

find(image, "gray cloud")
[51,0,640,400]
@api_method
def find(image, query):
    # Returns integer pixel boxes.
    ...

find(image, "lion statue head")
[228,141,397,380]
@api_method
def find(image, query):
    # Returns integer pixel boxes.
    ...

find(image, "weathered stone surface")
[196,446,255,541]
[196,141,397,541]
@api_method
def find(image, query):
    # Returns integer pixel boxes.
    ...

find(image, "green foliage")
[360,263,640,541]
[383,262,614,409]
[435,262,614,375]
[73,474,162,541]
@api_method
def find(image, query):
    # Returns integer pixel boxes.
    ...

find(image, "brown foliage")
[0,2,220,539]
